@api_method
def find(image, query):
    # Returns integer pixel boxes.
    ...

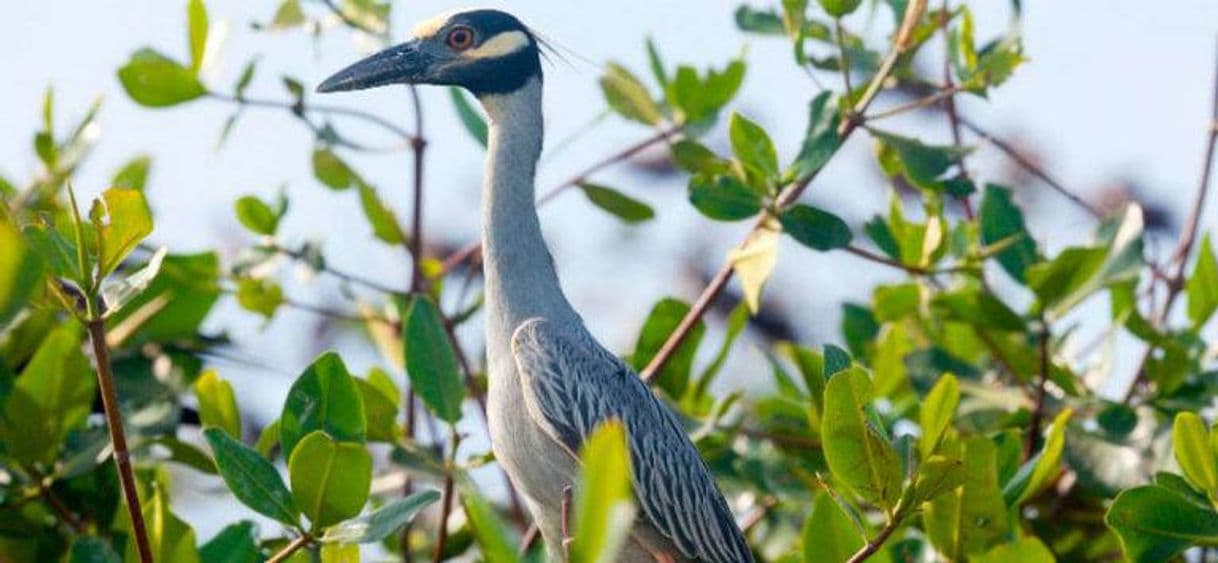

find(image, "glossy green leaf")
[1027,205,1144,318]
[195,370,241,438]
[579,183,655,224]
[280,352,366,458]
[0,220,42,326]
[118,49,207,107]
[600,63,662,125]
[630,297,705,398]
[105,251,221,344]
[312,148,359,190]
[1106,485,1218,562]
[980,185,1038,283]
[0,325,94,465]
[90,188,154,278]
[822,367,901,509]
[779,203,853,251]
[789,91,841,180]
[1173,412,1218,496]
[925,435,1010,559]
[204,427,299,526]
[187,0,209,74]
[234,195,279,236]
[354,377,398,442]
[235,277,283,320]
[288,431,372,530]
[688,175,762,221]
[571,421,636,563]
[1187,233,1218,328]
[131,484,200,563]
[920,374,959,456]
[913,454,966,503]
[111,155,152,191]
[801,492,863,563]
[730,112,779,179]
[199,521,260,563]
[873,131,970,193]
[448,87,488,147]
[322,489,440,543]
[358,183,406,244]
[1004,409,1072,505]
[973,537,1056,563]
[403,295,465,423]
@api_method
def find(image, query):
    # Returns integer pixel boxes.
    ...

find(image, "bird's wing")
[511,318,753,563]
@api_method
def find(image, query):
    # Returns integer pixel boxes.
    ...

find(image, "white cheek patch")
[463,30,531,60]
[410,10,458,39]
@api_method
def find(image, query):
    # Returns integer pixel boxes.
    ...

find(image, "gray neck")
[478,77,577,353]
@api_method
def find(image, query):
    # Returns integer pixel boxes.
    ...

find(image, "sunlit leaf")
[570,421,636,563]
[822,367,901,509]
[1187,234,1218,328]
[448,87,488,147]
[600,63,662,125]
[195,370,241,439]
[322,489,440,543]
[118,49,207,107]
[280,352,366,458]
[579,183,655,224]
[288,431,372,530]
[729,227,780,313]
[1106,485,1218,562]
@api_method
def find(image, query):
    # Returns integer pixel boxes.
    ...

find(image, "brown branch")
[271,243,406,295]
[408,86,428,293]
[206,92,417,145]
[87,318,152,563]
[846,516,901,563]
[38,480,85,534]
[432,427,461,563]
[267,533,311,563]
[938,0,976,221]
[1025,318,1051,460]
[641,0,929,382]
[1120,39,1218,404]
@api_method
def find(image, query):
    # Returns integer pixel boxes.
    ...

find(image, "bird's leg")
[561,485,574,557]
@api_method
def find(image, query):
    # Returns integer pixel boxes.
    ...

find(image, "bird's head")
[316,9,542,97]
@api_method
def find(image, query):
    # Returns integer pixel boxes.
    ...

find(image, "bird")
[318,9,753,563]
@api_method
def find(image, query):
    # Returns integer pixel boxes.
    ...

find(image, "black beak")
[317,40,427,93]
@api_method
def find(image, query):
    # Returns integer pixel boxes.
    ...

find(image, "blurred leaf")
[789,91,841,180]
[931,289,1025,332]
[204,427,299,526]
[358,183,406,244]
[280,352,366,458]
[320,543,359,563]
[234,195,279,236]
[630,297,704,398]
[132,484,199,563]
[1003,408,1072,505]
[111,155,152,191]
[571,421,636,563]
[728,227,780,313]
[1096,403,1138,439]
[689,175,761,221]
[913,454,966,503]
[579,183,655,224]
[600,63,662,125]
[872,282,921,321]
[254,419,280,458]
[288,431,372,530]
[199,521,259,563]
[1187,233,1218,328]
[322,489,440,543]
[735,5,786,34]
[670,140,729,175]
[234,58,258,99]
[645,38,669,89]
[780,204,853,251]
[101,246,166,317]
[666,59,746,125]
[89,188,153,278]
[1106,485,1218,562]
[802,492,863,563]
[819,0,863,17]
[841,303,879,358]
[1028,205,1144,318]
[0,325,93,466]
[973,537,1055,563]
[118,49,207,107]
[403,295,465,423]
[354,377,398,442]
[980,185,1038,283]
[187,0,209,74]
[235,277,283,320]
[448,87,488,147]
[925,434,1010,559]
[1173,412,1218,497]
[874,131,971,193]
[105,251,220,344]
[195,370,241,438]
[730,112,779,180]
[822,367,901,509]
[68,537,121,563]
[271,0,305,28]
[0,220,42,326]
[461,484,522,563]
[312,148,359,190]
[920,374,959,457]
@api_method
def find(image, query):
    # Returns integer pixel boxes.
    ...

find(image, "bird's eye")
[446,26,475,51]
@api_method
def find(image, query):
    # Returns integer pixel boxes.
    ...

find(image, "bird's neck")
[478,77,577,346]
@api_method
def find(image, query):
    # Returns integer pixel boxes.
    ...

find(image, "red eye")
[446,26,475,51]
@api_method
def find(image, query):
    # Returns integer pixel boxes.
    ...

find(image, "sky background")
[2,0,1217,545]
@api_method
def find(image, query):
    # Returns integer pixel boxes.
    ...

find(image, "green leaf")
[111,155,152,191]
[1003,408,1073,505]
[818,0,863,17]
[0,220,42,326]
[735,5,786,34]
[571,421,636,563]
[1187,234,1218,328]
[1096,402,1138,439]
[288,431,372,530]
[630,297,705,398]
[90,188,154,278]
[132,484,200,563]
[728,228,780,313]
[913,454,966,503]
[973,537,1056,563]
[924,435,1011,559]
[1173,412,1218,496]
[234,195,279,236]
[354,377,398,442]
[872,282,921,321]
[1106,485,1218,562]
[187,0,209,74]
[271,0,306,29]
[68,536,121,563]
[980,184,1038,283]
[403,295,466,423]
[920,374,959,456]
[670,140,729,175]
[104,251,221,344]
[579,183,655,224]
[666,60,746,125]
[821,367,902,509]
[448,87,488,147]
[730,112,779,179]
[199,521,260,563]
[688,175,761,221]
[600,63,662,125]
[779,203,853,251]
[118,48,207,107]
[645,38,669,89]
[358,183,406,244]
[235,277,283,320]
[312,148,359,190]
[0,325,93,465]
[461,485,523,563]
[320,542,359,563]
[1027,205,1144,318]
[280,352,366,458]
[195,370,241,438]
[322,489,440,543]
[204,427,299,526]
[801,492,863,563]
[873,131,971,193]
[789,91,841,180]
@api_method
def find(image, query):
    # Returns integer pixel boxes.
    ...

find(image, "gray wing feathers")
[511,318,753,563]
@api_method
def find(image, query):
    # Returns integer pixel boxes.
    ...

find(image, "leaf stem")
[432,426,460,563]
[267,533,312,563]
[86,318,152,563]
[846,515,901,563]
[1026,317,1051,459]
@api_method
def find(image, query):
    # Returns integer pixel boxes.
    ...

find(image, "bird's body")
[319,11,752,562]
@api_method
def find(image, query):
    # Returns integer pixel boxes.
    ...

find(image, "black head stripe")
[448,44,542,96]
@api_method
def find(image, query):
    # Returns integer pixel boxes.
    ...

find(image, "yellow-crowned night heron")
[318,10,752,562]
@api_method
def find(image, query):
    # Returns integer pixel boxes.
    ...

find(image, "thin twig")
[207,92,417,144]
[267,533,311,563]
[846,517,901,563]
[642,0,929,382]
[87,318,152,563]
[938,0,975,221]
[432,427,461,563]
[403,82,427,563]
[1025,318,1050,460]
[271,243,406,295]
[38,480,85,533]
[864,85,963,122]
